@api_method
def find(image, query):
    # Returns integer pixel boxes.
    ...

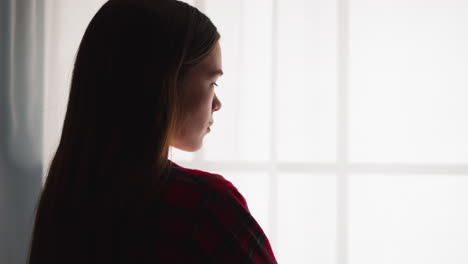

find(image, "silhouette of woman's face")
[170,41,223,152]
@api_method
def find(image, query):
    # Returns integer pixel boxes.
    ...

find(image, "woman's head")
[66,0,221,166]
[28,1,221,263]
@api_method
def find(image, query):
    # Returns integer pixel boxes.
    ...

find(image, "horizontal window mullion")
[175,161,468,175]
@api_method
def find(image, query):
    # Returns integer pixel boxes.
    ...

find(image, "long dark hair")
[28,0,219,263]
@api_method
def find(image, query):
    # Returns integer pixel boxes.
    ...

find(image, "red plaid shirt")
[152,160,277,263]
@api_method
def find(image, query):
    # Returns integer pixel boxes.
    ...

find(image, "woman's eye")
[212,82,218,87]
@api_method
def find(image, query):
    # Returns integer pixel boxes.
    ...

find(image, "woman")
[28,0,277,263]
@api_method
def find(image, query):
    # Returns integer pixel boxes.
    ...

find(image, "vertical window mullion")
[337,0,351,263]
[268,0,279,250]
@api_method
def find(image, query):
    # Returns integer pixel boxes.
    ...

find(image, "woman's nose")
[212,94,222,112]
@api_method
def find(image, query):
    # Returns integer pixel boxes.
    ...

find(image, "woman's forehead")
[200,42,222,69]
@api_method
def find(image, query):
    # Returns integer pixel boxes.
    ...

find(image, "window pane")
[277,173,336,264]
[349,0,468,163]
[349,174,468,264]
[203,0,272,162]
[276,0,338,162]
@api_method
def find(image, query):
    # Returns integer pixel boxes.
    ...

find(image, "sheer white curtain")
[1,0,45,263]
[43,0,468,263]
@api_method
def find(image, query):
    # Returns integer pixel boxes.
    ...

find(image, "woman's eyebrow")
[210,69,224,76]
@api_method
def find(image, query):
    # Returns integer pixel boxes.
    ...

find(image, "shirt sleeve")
[190,178,278,264]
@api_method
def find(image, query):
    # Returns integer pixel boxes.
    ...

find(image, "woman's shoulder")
[154,160,277,263]
[160,160,248,210]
